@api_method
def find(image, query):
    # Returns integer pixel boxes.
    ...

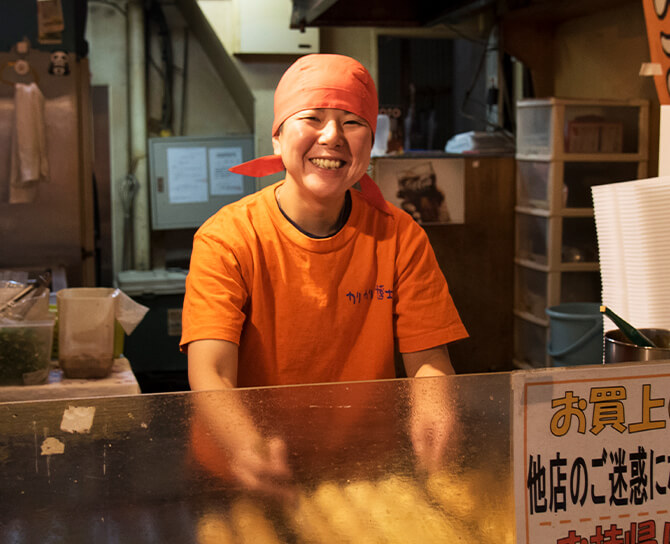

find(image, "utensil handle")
[600,306,656,348]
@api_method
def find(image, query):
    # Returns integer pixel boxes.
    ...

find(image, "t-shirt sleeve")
[180,228,249,351]
[393,217,468,353]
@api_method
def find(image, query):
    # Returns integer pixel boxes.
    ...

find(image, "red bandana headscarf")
[229,54,389,213]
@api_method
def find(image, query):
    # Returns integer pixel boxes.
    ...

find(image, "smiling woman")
[181,53,467,387]
[180,54,468,493]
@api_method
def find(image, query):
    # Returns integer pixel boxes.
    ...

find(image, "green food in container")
[0,320,55,386]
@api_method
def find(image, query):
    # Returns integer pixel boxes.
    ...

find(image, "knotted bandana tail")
[228,155,285,177]
[358,173,390,214]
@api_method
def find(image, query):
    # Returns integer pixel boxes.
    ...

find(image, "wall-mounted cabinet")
[513,98,649,368]
[233,0,319,55]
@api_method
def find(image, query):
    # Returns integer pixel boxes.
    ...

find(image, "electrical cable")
[442,22,490,46]
[120,171,139,270]
[180,27,189,136]
[458,22,514,141]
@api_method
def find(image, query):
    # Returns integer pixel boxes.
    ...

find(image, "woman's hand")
[225,434,293,498]
[188,340,295,499]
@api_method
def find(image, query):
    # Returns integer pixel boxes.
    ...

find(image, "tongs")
[0,270,51,320]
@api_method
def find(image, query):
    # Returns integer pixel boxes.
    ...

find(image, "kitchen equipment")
[0,318,55,385]
[604,328,670,364]
[0,270,51,320]
[600,305,656,347]
[56,288,148,379]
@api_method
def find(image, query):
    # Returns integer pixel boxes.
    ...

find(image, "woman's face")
[272,108,373,203]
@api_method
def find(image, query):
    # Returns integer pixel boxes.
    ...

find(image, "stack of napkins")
[592,176,670,330]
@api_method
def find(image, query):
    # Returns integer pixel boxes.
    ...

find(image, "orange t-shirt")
[180,182,467,387]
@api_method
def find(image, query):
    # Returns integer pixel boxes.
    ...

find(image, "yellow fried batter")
[310,481,380,544]
[375,476,463,543]
[229,497,282,544]
[195,511,235,544]
[287,491,335,544]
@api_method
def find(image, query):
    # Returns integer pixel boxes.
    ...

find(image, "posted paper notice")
[167,147,208,204]
[209,147,243,196]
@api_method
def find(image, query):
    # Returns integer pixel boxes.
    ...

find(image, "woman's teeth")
[310,158,343,169]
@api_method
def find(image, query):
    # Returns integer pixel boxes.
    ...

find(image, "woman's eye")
[345,119,364,126]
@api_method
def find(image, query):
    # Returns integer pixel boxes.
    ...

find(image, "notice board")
[148,136,255,229]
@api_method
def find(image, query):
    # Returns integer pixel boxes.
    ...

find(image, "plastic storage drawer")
[516,98,647,158]
[515,214,599,265]
[517,160,643,211]
[515,265,602,321]
[514,316,547,368]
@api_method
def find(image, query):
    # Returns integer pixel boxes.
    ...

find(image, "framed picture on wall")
[373,158,465,225]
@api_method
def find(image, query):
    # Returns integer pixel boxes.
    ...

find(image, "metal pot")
[604,328,670,364]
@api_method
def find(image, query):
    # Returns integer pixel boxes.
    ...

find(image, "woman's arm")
[187,339,293,497]
[402,344,455,378]
[187,338,239,390]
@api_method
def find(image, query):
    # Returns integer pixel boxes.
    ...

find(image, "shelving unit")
[513,98,649,368]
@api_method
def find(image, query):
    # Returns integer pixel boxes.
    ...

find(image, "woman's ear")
[271,135,282,156]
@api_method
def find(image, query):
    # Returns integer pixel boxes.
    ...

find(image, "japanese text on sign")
[512,364,670,544]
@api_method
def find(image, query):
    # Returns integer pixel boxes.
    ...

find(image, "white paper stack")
[592,176,670,330]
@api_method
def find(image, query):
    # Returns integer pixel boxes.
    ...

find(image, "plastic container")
[516,160,552,209]
[0,319,55,385]
[516,161,643,212]
[514,316,548,367]
[514,265,549,320]
[546,302,603,366]
[515,213,599,265]
[58,288,117,378]
[48,302,124,362]
[57,288,148,379]
[516,98,645,158]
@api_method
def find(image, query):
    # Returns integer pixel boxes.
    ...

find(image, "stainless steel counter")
[0,372,513,542]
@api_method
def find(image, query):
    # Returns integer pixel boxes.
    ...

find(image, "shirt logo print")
[346,285,393,304]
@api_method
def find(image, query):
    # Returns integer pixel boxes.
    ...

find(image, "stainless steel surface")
[605,328,670,364]
[0,373,513,542]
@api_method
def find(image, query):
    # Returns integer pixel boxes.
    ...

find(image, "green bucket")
[546,302,604,366]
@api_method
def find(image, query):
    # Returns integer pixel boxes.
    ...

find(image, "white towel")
[9,82,49,204]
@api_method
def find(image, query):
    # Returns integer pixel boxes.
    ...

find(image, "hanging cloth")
[10,82,49,204]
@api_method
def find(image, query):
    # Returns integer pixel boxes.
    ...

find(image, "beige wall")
[87,0,660,278]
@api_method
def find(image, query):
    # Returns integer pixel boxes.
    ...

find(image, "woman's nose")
[318,119,343,145]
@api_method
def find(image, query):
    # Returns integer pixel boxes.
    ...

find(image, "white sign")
[167,147,208,204]
[209,147,243,196]
[513,362,670,544]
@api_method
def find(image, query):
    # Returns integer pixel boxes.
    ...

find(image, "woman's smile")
[309,157,345,170]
